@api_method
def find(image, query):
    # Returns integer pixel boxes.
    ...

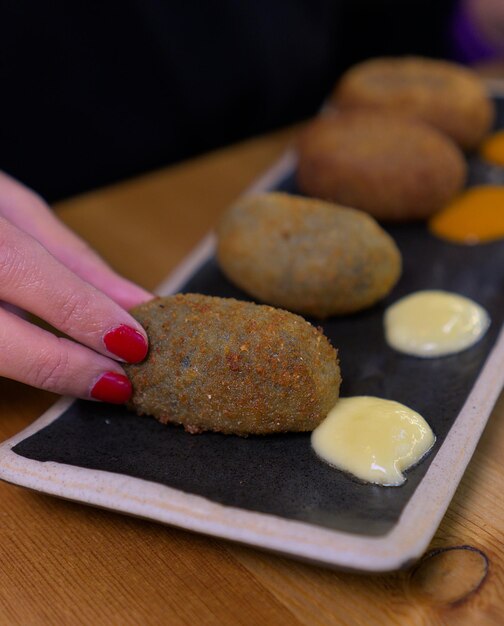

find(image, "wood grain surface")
[1,126,503,625]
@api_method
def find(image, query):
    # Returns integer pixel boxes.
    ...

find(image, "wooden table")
[0,127,503,625]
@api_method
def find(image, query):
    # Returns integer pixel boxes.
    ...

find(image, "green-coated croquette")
[125,294,341,435]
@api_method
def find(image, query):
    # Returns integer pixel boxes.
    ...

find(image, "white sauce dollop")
[384,290,490,357]
[311,396,435,486]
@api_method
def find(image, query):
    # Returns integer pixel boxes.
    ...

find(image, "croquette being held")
[125,294,341,436]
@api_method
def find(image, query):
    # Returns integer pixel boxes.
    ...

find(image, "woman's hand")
[0,172,153,403]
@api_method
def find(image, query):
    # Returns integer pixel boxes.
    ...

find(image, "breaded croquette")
[297,110,466,221]
[217,192,401,317]
[125,294,341,435]
[332,56,494,151]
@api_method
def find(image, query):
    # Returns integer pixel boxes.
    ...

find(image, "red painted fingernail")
[104,324,148,363]
[90,372,132,404]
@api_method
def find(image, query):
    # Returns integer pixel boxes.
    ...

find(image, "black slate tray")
[0,96,503,572]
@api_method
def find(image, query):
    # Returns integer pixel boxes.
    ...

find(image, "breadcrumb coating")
[125,294,341,435]
[217,192,401,317]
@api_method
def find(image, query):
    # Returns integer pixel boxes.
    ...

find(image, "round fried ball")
[296,110,466,221]
[216,192,401,317]
[125,293,341,435]
[332,56,494,151]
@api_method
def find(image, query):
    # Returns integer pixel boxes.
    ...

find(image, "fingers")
[0,171,152,309]
[0,216,149,363]
[0,307,132,402]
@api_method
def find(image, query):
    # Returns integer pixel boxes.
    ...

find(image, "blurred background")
[2,0,502,202]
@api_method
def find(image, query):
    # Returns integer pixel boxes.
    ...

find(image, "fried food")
[332,56,494,151]
[296,110,466,221]
[125,293,341,435]
[217,192,401,317]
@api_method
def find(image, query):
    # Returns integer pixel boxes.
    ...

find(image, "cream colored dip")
[311,396,435,486]
[384,290,490,357]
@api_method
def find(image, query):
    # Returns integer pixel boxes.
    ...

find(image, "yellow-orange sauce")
[480,130,504,167]
[311,397,435,486]
[429,185,504,244]
[384,290,490,357]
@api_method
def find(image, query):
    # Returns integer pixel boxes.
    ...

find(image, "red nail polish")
[90,372,132,404]
[104,324,148,363]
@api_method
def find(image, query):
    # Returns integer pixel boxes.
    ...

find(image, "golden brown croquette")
[217,192,401,317]
[296,110,466,221]
[125,294,341,435]
[332,56,494,151]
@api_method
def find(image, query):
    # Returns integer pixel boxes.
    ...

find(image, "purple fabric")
[451,2,499,64]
